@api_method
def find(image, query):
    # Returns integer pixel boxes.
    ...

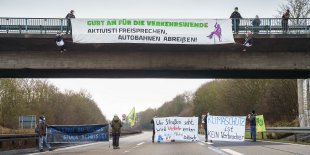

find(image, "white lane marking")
[119,141,146,154]
[198,142,204,145]
[31,133,147,154]
[207,146,229,155]
[221,149,244,155]
[137,142,144,146]
[28,142,106,154]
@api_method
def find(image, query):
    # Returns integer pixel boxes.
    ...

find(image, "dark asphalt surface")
[2,132,310,155]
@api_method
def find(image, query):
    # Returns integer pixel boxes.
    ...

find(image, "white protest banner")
[207,116,246,142]
[71,19,234,44]
[154,117,198,141]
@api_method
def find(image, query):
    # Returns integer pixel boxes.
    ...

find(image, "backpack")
[35,123,39,133]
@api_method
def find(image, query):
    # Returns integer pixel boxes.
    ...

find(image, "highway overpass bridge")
[1,33,310,128]
[0,33,310,79]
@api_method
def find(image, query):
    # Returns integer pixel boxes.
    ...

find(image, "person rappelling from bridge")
[206,20,222,44]
[55,32,67,53]
[242,32,254,52]
[236,32,254,52]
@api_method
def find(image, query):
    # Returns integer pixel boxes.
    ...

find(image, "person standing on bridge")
[252,15,261,34]
[151,115,157,143]
[111,115,123,149]
[282,10,290,33]
[230,7,243,34]
[66,10,75,34]
[38,116,54,152]
[248,110,257,142]
[203,111,212,142]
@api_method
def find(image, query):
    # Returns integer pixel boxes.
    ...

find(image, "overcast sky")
[1,0,286,120]
[1,0,285,18]
[48,79,212,121]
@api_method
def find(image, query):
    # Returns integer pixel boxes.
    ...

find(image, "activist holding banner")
[65,10,75,34]
[151,115,157,143]
[111,115,123,149]
[38,116,54,152]
[248,110,257,142]
[203,111,212,142]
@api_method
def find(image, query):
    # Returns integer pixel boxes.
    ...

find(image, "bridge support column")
[297,79,310,127]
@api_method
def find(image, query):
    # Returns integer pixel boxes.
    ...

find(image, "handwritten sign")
[207,116,246,141]
[154,117,198,141]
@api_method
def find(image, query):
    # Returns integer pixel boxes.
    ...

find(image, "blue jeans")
[205,129,208,139]
[250,125,256,141]
[39,135,51,150]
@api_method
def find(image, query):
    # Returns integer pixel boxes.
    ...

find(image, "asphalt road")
[27,132,310,155]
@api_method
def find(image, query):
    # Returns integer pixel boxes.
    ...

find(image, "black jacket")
[230,12,242,19]
[55,35,66,42]
[244,36,254,45]
[249,113,257,126]
[282,14,290,23]
[252,19,261,26]
[203,115,208,129]
[151,119,155,129]
[66,13,75,19]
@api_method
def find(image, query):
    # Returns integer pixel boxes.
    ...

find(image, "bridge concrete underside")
[0,34,310,78]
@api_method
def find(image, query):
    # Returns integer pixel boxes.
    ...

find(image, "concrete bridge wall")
[0,34,310,78]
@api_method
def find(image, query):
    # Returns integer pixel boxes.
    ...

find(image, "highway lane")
[28,132,310,155]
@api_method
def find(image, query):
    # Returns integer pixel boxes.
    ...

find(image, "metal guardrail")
[233,18,310,34]
[244,127,310,134]
[0,130,142,149]
[199,127,310,142]
[0,18,309,34]
[0,18,70,34]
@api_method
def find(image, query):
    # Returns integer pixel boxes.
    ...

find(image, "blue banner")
[47,124,109,143]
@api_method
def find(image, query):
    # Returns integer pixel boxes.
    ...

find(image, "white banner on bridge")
[207,116,246,142]
[71,19,234,44]
[154,117,198,141]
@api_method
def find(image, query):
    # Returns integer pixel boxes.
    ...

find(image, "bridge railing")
[0,18,309,34]
[0,18,69,34]
[233,18,310,34]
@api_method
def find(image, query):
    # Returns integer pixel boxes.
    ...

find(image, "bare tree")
[275,0,310,26]
[276,0,310,18]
